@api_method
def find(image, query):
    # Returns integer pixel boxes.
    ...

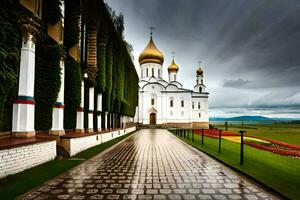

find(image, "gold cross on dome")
[171,52,176,59]
[148,27,156,38]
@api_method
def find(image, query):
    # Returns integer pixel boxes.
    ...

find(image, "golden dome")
[138,37,164,65]
[197,67,204,75]
[168,58,179,73]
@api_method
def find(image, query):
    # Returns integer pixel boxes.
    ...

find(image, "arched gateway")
[149,113,156,125]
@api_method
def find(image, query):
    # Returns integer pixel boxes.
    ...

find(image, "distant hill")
[210,116,274,122]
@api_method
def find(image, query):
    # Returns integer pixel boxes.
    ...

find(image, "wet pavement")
[20,129,278,200]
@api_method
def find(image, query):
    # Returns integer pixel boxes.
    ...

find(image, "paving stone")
[19,129,278,200]
[198,194,213,199]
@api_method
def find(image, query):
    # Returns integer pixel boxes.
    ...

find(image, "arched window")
[152,68,154,76]
[181,100,184,107]
[170,100,174,107]
[151,98,154,105]
[158,69,160,77]
[198,102,201,109]
[199,87,202,93]
[192,102,194,109]
[146,68,148,76]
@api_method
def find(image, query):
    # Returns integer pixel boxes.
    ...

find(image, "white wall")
[136,79,209,125]
[61,126,136,157]
[140,63,163,79]
[0,141,56,178]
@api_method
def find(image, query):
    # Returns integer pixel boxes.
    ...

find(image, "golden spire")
[196,61,204,75]
[168,53,179,73]
[138,28,164,65]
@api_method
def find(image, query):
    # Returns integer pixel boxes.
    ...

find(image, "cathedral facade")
[134,35,209,128]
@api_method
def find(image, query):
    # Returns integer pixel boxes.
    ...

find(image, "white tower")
[138,29,164,79]
[167,57,179,82]
[194,63,206,93]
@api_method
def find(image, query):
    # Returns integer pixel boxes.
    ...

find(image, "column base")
[97,128,102,132]
[85,128,94,133]
[11,131,35,138]
[75,129,85,133]
[49,130,65,136]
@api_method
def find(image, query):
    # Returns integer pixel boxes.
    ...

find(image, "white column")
[104,112,108,130]
[75,80,84,132]
[12,22,38,138]
[87,87,94,132]
[97,94,102,131]
[50,60,65,135]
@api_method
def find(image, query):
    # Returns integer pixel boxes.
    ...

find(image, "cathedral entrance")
[149,113,156,125]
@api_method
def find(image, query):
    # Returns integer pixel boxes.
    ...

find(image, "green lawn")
[0,132,134,200]
[173,131,300,200]
[212,123,300,146]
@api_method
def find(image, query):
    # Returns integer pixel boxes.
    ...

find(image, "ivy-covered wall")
[34,0,64,131]
[92,1,139,118]
[0,0,138,131]
[0,0,65,131]
[0,0,25,131]
[63,0,82,130]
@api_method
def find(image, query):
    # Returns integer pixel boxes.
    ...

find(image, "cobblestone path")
[20,129,278,200]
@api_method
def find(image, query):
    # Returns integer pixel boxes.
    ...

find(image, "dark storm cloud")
[223,78,251,88]
[106,0,300,117]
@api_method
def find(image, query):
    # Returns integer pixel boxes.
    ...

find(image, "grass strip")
[173,131,300,200]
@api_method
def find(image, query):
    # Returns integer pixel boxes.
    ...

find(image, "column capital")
[20,18,39,43]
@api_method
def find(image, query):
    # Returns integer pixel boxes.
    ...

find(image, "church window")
[192,102,194,109]
[197,79,199,85]
[174,74,176,81]
[146,68,148,76]
[158,69,160,77]
[170,100,173,107]
[151,98,154,105]
[181,100,184,107]
[198,102,201,109]
[199,87,202,93]
[152,68,154,76]
[199,113,201,118]
[201,79,203,84]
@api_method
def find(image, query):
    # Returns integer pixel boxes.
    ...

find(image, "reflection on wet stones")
[20,129,277,200]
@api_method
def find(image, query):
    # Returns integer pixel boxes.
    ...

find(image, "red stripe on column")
[14,100,35,105]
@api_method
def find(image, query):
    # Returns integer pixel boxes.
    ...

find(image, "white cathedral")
[134,35,209,128]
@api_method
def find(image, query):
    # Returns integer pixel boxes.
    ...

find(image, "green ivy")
[0,1,31,130]
[44,0,62,25]
[96,32,107,93]
[35,43,64,130]
[64,56,81,129]
[64,0,81,50]
[63,0,82,129]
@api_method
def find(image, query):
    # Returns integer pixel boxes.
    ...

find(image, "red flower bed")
[191,129,300,157]
[194,129,238,137]
[244,141,300,157]
[249,136,300,151]
[195,129,300,151]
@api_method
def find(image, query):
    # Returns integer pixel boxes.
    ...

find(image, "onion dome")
[196,67,204,76]
[168,58,179,73]
[139,37,164,65]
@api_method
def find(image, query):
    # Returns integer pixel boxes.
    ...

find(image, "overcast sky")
[106,0,300,118]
